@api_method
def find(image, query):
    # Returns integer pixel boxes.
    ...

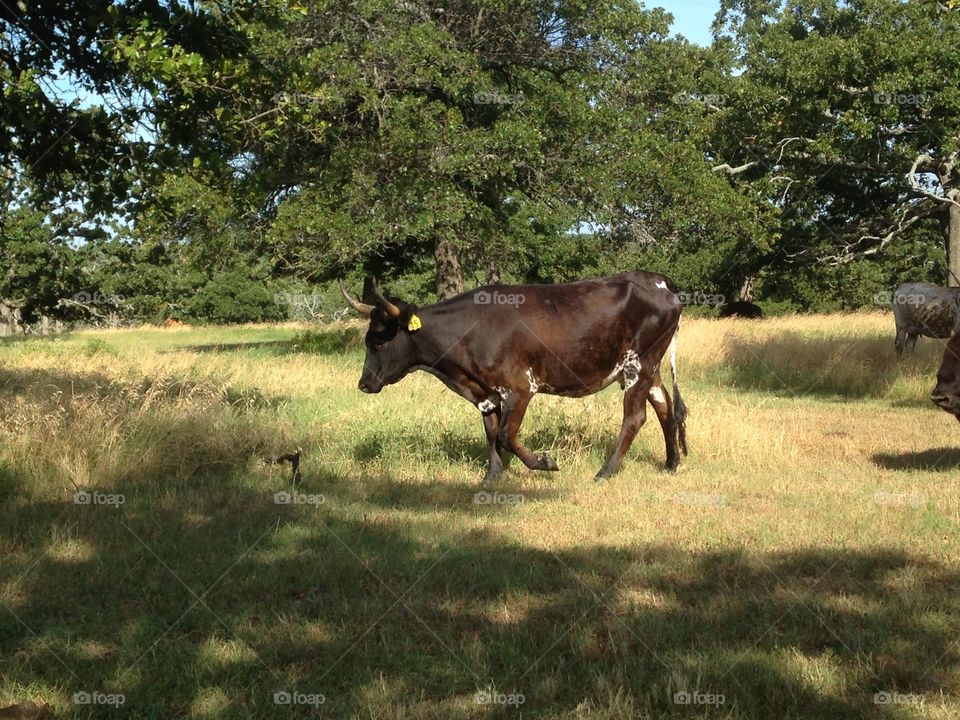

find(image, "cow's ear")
[401,306,422,333]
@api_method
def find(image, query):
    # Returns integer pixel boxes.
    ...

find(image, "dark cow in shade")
[893,282,960,356]
[932,332,960,420]
[340,272,688,485]
[719,301,763,319]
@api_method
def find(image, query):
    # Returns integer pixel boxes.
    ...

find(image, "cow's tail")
[668,321,688,455]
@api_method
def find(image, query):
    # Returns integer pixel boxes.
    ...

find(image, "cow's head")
[932,335,960,419]
[340,277,422,393]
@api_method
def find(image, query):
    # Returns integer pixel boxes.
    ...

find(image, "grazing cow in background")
[931,332,960,420]
[719,301,763,319]
[893,282,960,356]
[340,272,688,485]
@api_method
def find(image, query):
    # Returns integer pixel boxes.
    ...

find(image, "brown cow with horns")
[340,272,688,485]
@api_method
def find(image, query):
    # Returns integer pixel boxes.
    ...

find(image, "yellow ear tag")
[407,314,422,332]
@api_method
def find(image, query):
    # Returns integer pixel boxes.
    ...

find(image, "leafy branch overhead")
[2,0,960,321]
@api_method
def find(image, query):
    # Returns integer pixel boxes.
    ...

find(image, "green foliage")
[0,198,83,323]
[4,0,960,320]
[157,0,700,286]
[708,0,960,308]
[79,172,288,324]
[81,338,116,356]
[185,265,285,324]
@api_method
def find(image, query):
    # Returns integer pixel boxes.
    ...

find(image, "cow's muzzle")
[359,378,381,394]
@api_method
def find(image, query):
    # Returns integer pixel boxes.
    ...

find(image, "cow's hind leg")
[906,333,919,354]
[646,373,680,472]
[895,328,907,357]
[481,412,506,487]
[595,381,649,482]
[497,392,559,472]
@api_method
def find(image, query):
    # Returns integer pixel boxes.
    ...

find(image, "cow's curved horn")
[339,280,375,316]
[370,277,402,318]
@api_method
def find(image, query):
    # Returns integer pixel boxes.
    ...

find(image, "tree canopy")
[2,0,959,327]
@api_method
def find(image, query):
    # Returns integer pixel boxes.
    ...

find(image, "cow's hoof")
[482,471,502,490]
[663,463,679,474]
[481,471,501,489]
[539,454,559,471]
[594,473,608,484]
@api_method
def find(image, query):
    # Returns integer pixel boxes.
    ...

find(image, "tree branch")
[907,152,960,207]
[712,160,759,175]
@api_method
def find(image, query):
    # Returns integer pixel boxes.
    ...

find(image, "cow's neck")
[406,309,465,377]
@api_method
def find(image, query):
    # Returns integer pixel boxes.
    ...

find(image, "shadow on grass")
[711,333,945,401]
[888,397,942,410]
[0,366,286,411]
[173,340,291,355]
[872,447,960,471]
[171,326,364,358]
[0,332,76,346]
[351,418,668,479]
[340,475,560,511]
[287,326,364,354]
[3,482,958,719]
[0,462,19,504]
[352,428,490,466]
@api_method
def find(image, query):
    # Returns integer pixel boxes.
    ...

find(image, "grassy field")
[2,312,960,719]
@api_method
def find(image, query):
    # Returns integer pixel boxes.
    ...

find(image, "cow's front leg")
[481,411,506,487]
[497,392,559,472]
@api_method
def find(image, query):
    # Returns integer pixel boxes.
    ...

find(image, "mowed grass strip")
[1,313,958,719]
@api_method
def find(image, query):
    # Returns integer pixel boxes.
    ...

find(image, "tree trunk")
[484,257,501,286]
[434,239,464,300]
[949,188,960,287]
[0,300,23,335]
[738,276,756,302]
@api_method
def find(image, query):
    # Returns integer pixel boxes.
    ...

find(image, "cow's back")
[428,271,682,396]
[894,282,960,338]
[464,271,680,347]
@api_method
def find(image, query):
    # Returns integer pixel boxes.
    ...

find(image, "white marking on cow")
[525,368,540,394]
[648,385,666,404]
[604,349,642,390]
[623,349,642,390]
[477,398,497,413]
[669,330,678,387]
[655,280,668,290]
[603,359,624,385]
[494,386,511,400]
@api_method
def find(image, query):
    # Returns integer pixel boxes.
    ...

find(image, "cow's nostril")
[931,394,950,406]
